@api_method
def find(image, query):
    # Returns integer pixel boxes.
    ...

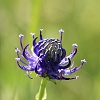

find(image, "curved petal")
[39,29,43,40]
[26,71,33,79]
[34,44,39,55]
[15,59,35,71]
[59,58,71,69]
[61,48,66,59]
[33,37,38,46]
[15,48,28,65]
[19,34,24,50]
[67,44,78,59]
[61,59,86,75]
[23,44,38,62]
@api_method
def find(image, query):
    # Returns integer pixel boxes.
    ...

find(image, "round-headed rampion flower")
[15,29,86,80]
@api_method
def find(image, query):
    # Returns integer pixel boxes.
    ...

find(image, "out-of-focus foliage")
[0,0,100,100]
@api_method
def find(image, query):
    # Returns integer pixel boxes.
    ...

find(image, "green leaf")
[35,88,47,100]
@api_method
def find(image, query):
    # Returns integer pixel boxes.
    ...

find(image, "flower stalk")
[38,78,47,100]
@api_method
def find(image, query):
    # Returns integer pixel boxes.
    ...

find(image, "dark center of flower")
[37,38,65,66]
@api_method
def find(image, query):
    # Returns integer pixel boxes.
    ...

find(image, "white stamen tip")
[40,29,43,31]
[30,33,35,36]
[59,29,64,33]
[81,59,86,63]
[15,48,20,52]
[19,34,24,38]
[75,75,79,79]
[72,43,78,47]
[15,58,20,61]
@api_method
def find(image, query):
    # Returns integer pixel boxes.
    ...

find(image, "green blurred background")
[0,0,100,100]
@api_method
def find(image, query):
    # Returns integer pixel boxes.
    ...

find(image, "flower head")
[15,29,86,80]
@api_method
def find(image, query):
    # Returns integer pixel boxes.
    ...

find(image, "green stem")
[38,78,47,100]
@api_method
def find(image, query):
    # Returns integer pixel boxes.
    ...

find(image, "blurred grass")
[0,0,100,100]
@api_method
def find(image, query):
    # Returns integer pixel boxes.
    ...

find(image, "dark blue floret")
[15,29,86,81]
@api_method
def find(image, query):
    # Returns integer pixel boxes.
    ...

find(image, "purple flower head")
[15,29,86,80]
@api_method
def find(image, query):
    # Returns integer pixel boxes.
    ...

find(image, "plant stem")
[38,78,47,100]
